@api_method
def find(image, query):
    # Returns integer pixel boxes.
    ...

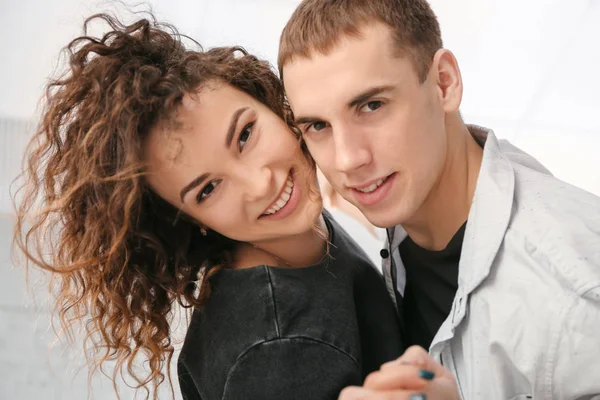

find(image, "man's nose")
[333,124,372,173]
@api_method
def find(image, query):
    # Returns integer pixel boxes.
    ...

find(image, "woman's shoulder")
[177,266,281,398]
[177,262,363,395]
[196,263,361,344]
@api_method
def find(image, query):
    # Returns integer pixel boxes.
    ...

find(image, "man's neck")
[403,120,483,251]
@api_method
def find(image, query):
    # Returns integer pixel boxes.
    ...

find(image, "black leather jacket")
[178,212,404,400]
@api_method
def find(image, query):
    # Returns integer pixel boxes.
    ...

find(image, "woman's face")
[144,81,322,245]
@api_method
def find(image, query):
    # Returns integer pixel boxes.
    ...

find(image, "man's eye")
[238,122,254,151]
[197,180,219,203]
[360,101,383,113]
[306,121,328,133]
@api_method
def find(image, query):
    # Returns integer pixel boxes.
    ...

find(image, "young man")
[278,0,600,399]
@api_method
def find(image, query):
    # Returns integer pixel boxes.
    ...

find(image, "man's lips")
[347,173,394,191]
[349,172,397,206]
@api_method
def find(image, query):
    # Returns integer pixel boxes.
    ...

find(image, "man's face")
[283,23,449,228]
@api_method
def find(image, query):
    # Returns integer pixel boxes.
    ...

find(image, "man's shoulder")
[503,165,600,295]
[510,160,600,226]
[496,138,600,217]
[484,139,600,294]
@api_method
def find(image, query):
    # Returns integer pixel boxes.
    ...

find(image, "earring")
[200,227,207,236]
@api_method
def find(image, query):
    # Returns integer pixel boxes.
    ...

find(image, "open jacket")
[382,126,600,400]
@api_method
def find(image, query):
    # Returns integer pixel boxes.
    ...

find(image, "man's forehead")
[284,50,407,113]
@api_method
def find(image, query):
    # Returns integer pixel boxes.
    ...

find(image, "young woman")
[13,14,405,400]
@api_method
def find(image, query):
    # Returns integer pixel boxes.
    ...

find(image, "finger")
[339,386,428,400]
[380,346,429,372]
[338,386,370,400]
[394,346,447,379]
[363,364,432,391]
[423,377,461,400]
[397,345,429,367]
[380,359,415,371]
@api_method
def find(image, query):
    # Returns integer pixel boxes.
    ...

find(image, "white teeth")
[276,199,287,208]
[357,178,386,193]
[263,173,295,215]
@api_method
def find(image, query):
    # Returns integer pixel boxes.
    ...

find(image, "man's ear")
[430,49,463,113]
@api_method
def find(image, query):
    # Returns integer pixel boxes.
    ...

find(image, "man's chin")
[360,205,410,230]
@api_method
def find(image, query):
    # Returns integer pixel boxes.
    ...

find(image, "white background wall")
[1,0,599,399]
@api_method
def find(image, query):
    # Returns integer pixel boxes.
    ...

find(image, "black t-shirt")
[400,222,466,349]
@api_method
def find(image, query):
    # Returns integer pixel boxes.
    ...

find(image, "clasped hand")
[339,346,461,400]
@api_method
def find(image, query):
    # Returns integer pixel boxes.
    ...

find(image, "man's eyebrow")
[348,85,395,108]
[225,107,249,148]
[179,173,209,203]
[294,116,321,125]
[293,85,395,125]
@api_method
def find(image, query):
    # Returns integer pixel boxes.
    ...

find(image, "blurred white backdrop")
[1,0,598,398]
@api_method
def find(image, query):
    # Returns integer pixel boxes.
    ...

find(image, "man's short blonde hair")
[278,0,443,83]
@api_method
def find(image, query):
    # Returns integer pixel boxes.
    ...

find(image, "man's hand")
[339,346,460,400]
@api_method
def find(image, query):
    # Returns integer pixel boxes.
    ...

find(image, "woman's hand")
[339,346,460,400]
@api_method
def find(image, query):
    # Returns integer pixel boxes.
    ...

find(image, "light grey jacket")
[382,126,600,400]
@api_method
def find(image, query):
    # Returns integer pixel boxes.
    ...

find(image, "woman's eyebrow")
[225,107,249,148]
[180,173,209,203]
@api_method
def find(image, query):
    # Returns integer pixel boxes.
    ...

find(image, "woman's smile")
[259,169,301,220]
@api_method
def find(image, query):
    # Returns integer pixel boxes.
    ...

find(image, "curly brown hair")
[13,13,300,399]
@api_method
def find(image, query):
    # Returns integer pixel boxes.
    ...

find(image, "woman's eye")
[360,101,383,113]
[197,180,219,203]
[238,122,254,151]
[306,121,328,133]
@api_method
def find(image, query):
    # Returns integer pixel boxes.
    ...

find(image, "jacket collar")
[457,126,514,296]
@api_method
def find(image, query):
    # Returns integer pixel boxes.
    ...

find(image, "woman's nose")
[241,165,272,203]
